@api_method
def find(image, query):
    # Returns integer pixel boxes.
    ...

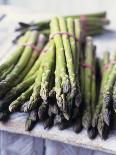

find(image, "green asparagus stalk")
[14,33,47,84]
[97,113,109,139]
[92,51,115,128]
[58,17,76,97]
[25,57,46,112]
[0,31,31,76]
[102,64,116,126]
[24,44,48,80]
[25,109,39,131]
[8,74,38,112]
[113,81,116,113]
[82,37,94,129]
[0,64,14,81]
[0,31,38,97]
[51,17,70,93]
[91,51,110,138]
[40,39,55,101]
[91,46,97,114]
[51,17,70,118]
[8,85,34,112]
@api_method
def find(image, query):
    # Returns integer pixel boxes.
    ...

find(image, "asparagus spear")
[0,31,31,76]
[113,81,116,113]
[9,85,34,112]
[25,109,39,131]
[91,51,110,131]
[51,17,70,118]
[0,31,38,97]
[93,51,116,134]
[0,64,14,81]
[25,57,46,112]
[102,64,116,126]
[58,17,76,97]
[91,46,97,115]
[67,18,82,121]
[8,74,37,112]
[40,39,55,101]
[97,113,109,139]
[82,37,94,129]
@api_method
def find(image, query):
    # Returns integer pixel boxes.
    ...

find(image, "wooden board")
[0,5,116,155]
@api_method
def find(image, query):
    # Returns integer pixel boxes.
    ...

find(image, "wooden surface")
[0,5,116,155]
[0,113,116,155]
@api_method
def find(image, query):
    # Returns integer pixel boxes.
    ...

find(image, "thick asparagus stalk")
[0,31,31,76]
[0,31,38,97]
[25,109,39,131]
[82,37,93,129]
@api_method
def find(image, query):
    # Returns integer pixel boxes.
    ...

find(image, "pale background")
[0,0,116,155]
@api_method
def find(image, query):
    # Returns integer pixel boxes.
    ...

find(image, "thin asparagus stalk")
[0,64,14,81]
[97,112,109,139]
[93,51,115,129]
[82,37,94,129]
[91,46,97,115]
[102,64,116,126]
[8,74,38,112]
[24,44,48,80]
[9,84,34,112]
[25,57,46,112]
[58,17,76,97]
[0,31,31,76]
[92,51,110,129]
[25,109,39,131]
[0,31,38,97]
[40,39,55,101]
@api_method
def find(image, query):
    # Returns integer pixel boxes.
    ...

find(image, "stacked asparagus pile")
[0,12,115,140]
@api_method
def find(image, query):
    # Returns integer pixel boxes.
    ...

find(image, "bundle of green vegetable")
[0,12,115,140]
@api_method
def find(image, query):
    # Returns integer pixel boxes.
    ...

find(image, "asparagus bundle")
[0,13,116,140]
